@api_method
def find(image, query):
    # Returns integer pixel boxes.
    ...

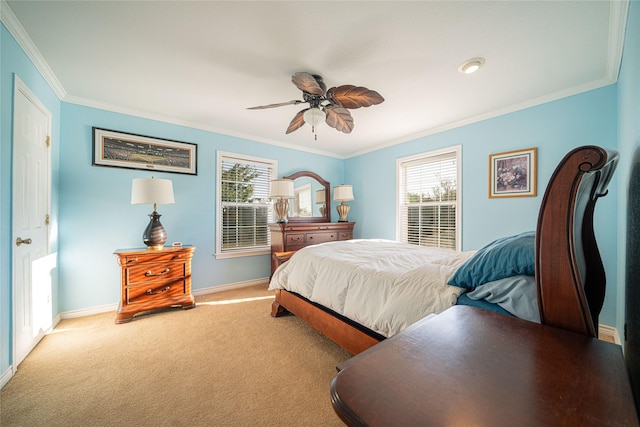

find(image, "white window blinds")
[398,147,460,250]
[216,152,276,257]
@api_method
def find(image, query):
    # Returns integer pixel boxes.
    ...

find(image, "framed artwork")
[92,127,197,175]
[489,148,537,198]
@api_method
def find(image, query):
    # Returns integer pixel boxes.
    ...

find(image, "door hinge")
[45,214,50,225]
[46,135,51,147]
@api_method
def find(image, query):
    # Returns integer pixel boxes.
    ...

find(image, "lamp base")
[274,198,290,223]
[336,202,350,222]
[143,211,168,249]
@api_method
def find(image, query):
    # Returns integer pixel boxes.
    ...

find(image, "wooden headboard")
[535,145,619,337]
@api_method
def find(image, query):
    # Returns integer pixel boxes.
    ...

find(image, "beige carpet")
[0,284,352,426]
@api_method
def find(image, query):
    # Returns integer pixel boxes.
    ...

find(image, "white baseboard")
[599,324,620,345]
[52,313,62,328]
[1,365,14,390]
[59,278,270,320]
[60,303,119,320]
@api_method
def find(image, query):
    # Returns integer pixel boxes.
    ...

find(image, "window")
[216,151,276,258]
[397,146,461,250]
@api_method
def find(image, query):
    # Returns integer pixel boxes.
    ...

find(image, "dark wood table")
[331,306,638,426]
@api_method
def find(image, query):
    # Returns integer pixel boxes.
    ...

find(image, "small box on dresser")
[269,222,355,275]
[113,245,196,323]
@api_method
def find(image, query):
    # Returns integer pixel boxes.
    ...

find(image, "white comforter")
[268,239,475,337]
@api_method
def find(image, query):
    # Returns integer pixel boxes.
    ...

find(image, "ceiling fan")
[248,72,384,139]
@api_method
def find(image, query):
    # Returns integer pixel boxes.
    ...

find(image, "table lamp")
[333,185,354,222]
[270,179,294,223]
[131,177,175,249]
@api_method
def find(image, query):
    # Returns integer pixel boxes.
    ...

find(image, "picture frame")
[489,147,537,198]
[92,127,197,175]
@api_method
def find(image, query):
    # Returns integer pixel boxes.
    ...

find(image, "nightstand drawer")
[119,251,189,266]
[125,261,186,285]
[126,280,187,305]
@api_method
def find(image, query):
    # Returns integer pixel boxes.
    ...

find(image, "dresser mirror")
[283,170,331,223]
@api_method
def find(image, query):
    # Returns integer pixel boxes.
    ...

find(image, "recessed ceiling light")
[458,57,486,74]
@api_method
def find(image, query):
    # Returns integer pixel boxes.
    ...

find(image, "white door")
[12,76,52,367]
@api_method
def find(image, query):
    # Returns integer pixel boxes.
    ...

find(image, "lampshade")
[270,179,294,198]
[315,189,326,204]
[131,178,175,205]
[131,177,175,250]
[333,185,354,202]
[303,107,326,127]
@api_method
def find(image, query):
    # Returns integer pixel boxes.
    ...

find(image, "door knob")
[16,237,32,246]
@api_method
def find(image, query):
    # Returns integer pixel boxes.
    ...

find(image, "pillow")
[448,231,535,289]
[464,275,540,323]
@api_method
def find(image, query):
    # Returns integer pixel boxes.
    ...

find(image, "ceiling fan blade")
[324,106,354,134]
[286,109,308,134]
[291,72,325,96]
[247,100,303,109]
[326,85,384,109]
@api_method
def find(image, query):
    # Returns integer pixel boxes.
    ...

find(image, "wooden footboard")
[271,289,383,355]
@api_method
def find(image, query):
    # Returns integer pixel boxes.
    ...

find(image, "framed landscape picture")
[92,127,197,175]
[489,147,537,198]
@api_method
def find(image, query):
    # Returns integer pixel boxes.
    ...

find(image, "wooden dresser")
[113,245,196,323]
[269,222,355,275]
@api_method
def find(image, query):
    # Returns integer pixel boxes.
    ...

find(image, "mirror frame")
[283,170,331,223]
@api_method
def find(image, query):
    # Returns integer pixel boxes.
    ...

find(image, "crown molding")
[347,76,616,158]
[607,0,630,82]
[63,93,345,159]
[0,0,66,99]
[1,0,630,160]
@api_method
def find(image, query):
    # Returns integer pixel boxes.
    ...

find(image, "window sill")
[214,249,270,260]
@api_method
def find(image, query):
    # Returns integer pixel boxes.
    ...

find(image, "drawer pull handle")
[146,286,170,295]
[145,268,170,277]
[126,257,139,264]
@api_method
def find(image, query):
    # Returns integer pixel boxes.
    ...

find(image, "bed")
[269,145,619,354]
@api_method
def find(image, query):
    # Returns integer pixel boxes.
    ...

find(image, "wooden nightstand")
[113,246,196,323]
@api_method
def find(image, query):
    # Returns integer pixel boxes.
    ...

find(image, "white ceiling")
[3,1,628,158]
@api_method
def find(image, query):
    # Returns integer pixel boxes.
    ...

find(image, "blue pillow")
[448,231,535,289]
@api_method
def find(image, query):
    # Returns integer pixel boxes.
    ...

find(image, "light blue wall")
[616,0,640,339]
[1,22,61,378]
[3,2,639,380]
[58,103,344,312]
[345,85,619,325]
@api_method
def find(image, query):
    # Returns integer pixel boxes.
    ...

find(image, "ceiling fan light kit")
[303,107,326,140]
[248,72,384,139]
